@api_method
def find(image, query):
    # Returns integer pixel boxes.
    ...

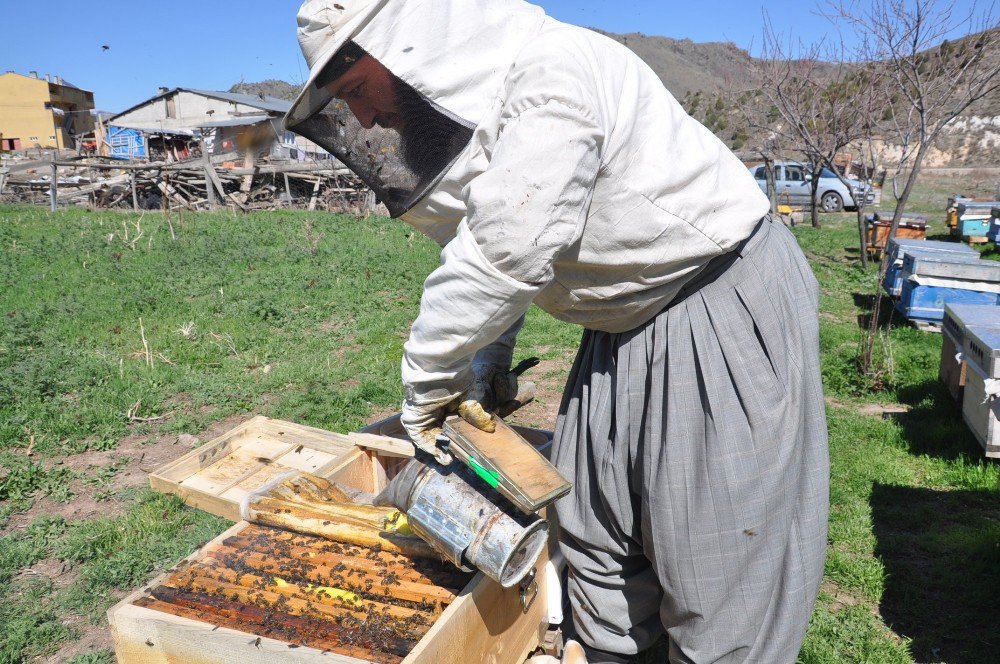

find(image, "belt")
[666,215,769,309]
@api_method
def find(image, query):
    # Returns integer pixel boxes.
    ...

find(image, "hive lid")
[887,238,977,264]
[149,416,358,521]
[443,417,571,514]
[943,303,1000,342]
[902,253,1000,282]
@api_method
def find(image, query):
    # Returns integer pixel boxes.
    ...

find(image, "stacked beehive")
[894,250,1000,327]
[938,304,1000,458]
[881,237,978,298]
[947,196,1000,242]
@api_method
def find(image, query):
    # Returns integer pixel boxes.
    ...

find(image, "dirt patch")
[365,404,400,426]
[825,396,911,418]
[16,556,78,589]
[506,355,574,432]
[42,616,118,663]
[821,580,862,613]
[2,411,255,535]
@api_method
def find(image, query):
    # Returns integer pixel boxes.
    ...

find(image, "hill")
[237,28,997,166]
[228,79,300,101]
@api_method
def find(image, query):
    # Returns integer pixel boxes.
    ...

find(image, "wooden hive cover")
[443,418,571,514]
[150,416,360,521]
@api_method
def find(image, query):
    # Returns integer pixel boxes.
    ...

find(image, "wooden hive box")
[111,416,556,663]
[866,216,926,257]
[961,326,1000,458]
[882,241,977,298]
[940,304,1000,403]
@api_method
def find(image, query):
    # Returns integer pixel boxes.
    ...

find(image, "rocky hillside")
[229,79,300,101]
[243,28,997,166]
[589,29,750,99]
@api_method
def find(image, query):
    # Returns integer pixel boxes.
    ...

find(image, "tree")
[749,23,881,248]
[836,0,1000,238]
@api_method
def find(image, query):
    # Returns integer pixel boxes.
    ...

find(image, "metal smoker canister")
[377,458,548,588]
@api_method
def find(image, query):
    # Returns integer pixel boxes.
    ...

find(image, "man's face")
[324,55,403,130]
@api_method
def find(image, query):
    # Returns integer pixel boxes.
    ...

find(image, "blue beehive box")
[897,281,1000,323]
[957,215,992,238]
[882,241,977,297]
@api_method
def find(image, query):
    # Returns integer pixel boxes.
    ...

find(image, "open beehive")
[110,415,554,664]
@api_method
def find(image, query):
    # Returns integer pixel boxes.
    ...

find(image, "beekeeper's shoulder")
[498,21,621,121]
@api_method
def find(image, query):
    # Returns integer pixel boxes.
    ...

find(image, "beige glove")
[401,394,495,464]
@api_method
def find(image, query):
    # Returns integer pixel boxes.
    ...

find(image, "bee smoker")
[375,457,548,588]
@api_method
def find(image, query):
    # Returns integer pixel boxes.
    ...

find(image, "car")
[749,161,875,212]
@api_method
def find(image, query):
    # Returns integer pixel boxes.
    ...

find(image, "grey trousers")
[552,218,829,663]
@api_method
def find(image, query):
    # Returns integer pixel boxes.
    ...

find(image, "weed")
[0,455,75,506]
[67,651,115,664]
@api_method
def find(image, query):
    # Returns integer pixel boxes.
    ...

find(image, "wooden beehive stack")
[109,415,556,663]
[896,252,1000,326]
[961,326,1000,457]
[940,303,1000,404]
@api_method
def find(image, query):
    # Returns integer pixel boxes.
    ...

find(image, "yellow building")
[0,71,95,150]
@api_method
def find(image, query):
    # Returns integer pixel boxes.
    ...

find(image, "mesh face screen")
[288,59,474,217]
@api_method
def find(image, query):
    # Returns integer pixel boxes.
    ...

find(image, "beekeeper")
[285,0,830,661]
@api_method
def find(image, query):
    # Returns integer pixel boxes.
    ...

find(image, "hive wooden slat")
[116,416,557,664]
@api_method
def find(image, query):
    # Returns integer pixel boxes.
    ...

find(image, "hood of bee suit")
[284,0,547,217]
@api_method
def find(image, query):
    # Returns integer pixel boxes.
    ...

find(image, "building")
[108,87,330,161]
[0,71,95,150]
[108,88,285,160]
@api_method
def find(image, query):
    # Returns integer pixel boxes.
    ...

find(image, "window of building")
[44,102,52,109]
[29,136,38,141]
[49,135,56,140]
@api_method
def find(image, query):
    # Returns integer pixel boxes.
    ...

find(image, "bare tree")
[750,21,881,255]
[727,86,783,214]
[836,0,1000,239]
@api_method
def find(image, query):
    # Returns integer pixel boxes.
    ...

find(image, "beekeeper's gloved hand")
[401,388,495,465]
[471,362,519,412]
[472,356,541,413]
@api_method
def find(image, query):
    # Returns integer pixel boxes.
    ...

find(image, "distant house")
[108,87,315,160]
[0,71,95,150]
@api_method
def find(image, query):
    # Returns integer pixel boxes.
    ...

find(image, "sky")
[0,0,990,112]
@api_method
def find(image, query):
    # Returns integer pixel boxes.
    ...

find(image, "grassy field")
[0,173,998,663]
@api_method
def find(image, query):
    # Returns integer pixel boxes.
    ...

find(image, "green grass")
[1,185,998,662]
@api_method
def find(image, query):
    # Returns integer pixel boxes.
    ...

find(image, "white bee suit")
[287,1,828,662]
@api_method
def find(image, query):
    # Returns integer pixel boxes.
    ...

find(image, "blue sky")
[0,1,986,112]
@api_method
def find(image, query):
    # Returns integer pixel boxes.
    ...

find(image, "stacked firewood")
[0,157,378,214]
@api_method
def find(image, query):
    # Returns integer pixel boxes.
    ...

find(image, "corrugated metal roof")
[118,127,195,136]
[111,88,291,122]
[198,115,272,128]
[185,89,291,114]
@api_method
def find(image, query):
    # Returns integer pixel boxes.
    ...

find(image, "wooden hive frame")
[110,417,554,664]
